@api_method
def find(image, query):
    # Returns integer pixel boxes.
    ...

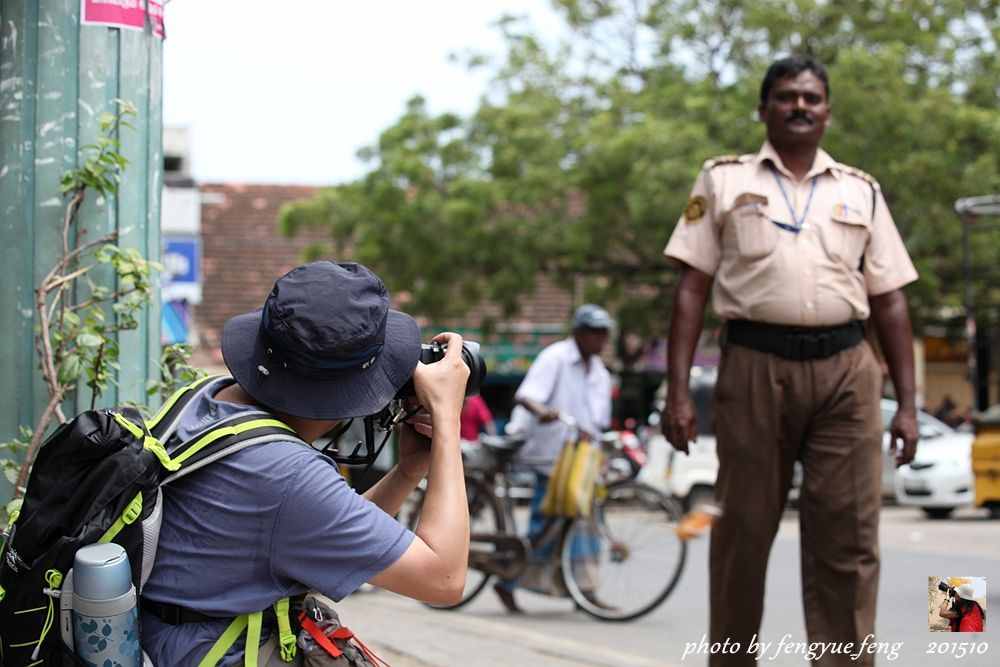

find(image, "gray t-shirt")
[140,379,413,665]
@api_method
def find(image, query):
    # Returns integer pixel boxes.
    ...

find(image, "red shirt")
[460,395,494,441]
[959,603,984,632]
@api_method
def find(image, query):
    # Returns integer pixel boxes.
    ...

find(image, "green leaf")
[95,245,116,263]
[77,332,104,348]
[3,466,17,485]
[58,353,82,385]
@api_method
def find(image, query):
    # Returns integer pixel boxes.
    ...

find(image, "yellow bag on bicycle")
[541,438,603,518]
[540,438,573,516]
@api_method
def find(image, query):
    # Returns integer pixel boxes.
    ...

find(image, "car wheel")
[923,507,954,520]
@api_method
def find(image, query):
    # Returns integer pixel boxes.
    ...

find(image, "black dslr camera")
[321,341,487,467]
[395,340,487,400]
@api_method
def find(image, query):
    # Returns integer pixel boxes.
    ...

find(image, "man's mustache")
[785,111,814,124]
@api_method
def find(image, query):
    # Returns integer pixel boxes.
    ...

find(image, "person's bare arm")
[870,289,918,465]
[369,333,470,605]
[662,266,712,454]
[516,396,560,423]
[363,404,437,515]
[939,599,958,619]
[361,451,424,517]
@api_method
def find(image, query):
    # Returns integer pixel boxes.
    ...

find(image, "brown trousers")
[709,341,884,667]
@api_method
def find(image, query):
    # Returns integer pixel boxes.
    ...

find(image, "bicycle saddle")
[479,434,527,453]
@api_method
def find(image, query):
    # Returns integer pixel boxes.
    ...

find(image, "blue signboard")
[162,236,201,305]
[164,237,199,284]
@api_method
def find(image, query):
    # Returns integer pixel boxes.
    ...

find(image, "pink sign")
[81,0,165,39]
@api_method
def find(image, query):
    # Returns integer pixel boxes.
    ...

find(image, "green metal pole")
[0,0,163,502]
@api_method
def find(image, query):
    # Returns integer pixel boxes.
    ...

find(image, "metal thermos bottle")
[71,543,142,667]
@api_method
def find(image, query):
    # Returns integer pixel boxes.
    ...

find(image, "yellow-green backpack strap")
[243,611,263,667]
[197,614,249,667]
[274,597,297,662]
[147,374,221,432]
[97,492,143,544]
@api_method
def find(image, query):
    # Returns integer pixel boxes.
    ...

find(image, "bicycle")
[400,414,687,622]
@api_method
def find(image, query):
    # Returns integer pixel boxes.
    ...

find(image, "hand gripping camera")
[320,341,487,467]
[394,340,487,400]
[938,581,958,610]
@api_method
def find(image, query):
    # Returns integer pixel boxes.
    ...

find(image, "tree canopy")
[280,0,1000,336]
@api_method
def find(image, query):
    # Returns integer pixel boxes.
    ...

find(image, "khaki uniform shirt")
[664,142,918,326]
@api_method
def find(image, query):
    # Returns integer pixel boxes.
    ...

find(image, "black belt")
[726,320,864,361]
[141,597,301,627]
[141,598,223,625]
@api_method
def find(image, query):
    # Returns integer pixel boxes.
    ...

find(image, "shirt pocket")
[820,207,871,268]
[725,196,778,260]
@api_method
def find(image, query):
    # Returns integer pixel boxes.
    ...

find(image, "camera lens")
[395,340,487,399]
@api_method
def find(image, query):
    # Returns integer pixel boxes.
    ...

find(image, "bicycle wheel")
[403,475,507,610]
[561,480,686,621]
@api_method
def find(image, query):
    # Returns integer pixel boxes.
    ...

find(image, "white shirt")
[513,338,612,472]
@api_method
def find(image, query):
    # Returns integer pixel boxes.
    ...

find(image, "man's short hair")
[759,56,830,105]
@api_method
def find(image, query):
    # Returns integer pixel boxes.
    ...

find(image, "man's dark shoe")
[493,583,523,614]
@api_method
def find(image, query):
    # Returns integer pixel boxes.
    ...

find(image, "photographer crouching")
[938,583,986,632]
[140,261,471,664]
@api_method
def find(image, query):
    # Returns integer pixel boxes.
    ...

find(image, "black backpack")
[0,376,305,666]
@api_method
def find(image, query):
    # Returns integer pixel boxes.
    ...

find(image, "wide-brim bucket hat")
[222,261,421,420]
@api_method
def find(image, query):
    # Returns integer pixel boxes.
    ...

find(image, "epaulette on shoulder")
[835,164,880,189]
[703,154,750,170]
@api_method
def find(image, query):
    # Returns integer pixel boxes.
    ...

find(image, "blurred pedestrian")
[494,304,614,613]
[460,394,496,444]
[661,56,919,666]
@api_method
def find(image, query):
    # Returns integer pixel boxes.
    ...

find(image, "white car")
[640,368,719,509]
[890,401,974,519]
[641,381,973,516]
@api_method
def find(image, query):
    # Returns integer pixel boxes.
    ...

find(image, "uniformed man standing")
[662,56,919,666]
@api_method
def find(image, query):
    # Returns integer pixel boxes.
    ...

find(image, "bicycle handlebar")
[555,412,605,443]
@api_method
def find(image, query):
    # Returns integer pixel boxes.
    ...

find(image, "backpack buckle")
[122,494,143,525]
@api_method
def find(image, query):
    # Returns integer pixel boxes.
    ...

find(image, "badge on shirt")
[684,195,707,223]
[832,202,863,219]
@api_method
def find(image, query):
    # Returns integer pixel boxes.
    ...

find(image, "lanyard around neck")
[768,163,817,233]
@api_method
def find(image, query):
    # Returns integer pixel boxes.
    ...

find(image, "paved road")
[342,506,999,666]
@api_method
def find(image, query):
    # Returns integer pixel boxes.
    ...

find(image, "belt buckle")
[158,603,182,625]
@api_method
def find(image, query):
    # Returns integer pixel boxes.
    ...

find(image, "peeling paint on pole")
[0,0,163,501]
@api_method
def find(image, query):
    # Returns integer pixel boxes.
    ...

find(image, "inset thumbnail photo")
[928,576,987,632]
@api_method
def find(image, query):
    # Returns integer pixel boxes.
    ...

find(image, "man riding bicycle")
[494,304,614,613]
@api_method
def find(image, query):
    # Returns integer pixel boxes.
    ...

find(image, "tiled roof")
[193,183,576,357]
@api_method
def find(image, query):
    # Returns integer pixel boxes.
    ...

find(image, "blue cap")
[572,304,614,330]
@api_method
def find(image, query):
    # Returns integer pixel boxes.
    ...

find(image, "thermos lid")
[73,543,132,600]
